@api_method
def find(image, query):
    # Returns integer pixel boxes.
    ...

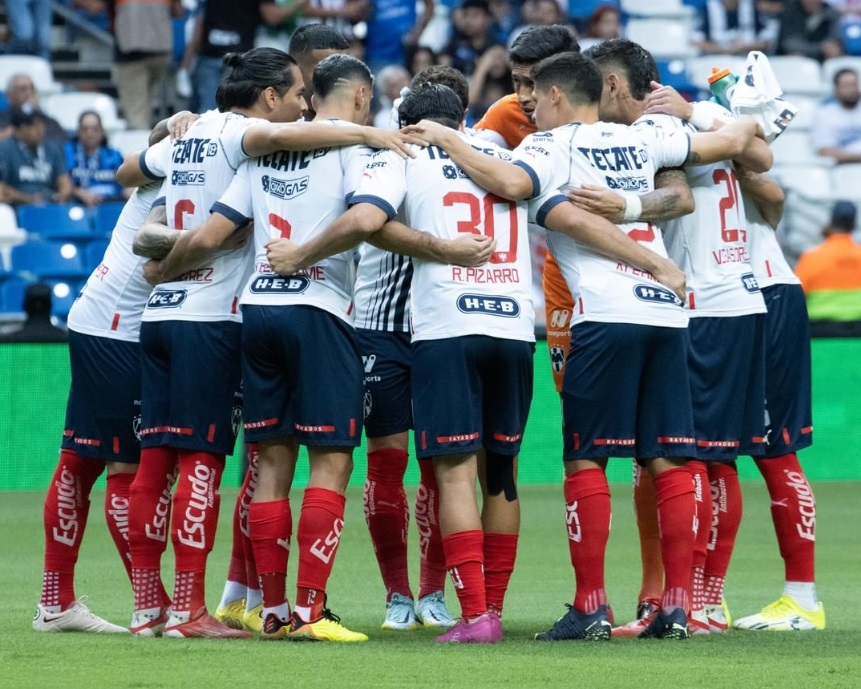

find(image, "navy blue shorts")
[412,335,534,459]
[62,330,142,463]
[241,305,363,447]
[687,314,767,460]
[355,328,412,438]
[562,322,696,461]
[757,284,813,457]
[140,320,243,455]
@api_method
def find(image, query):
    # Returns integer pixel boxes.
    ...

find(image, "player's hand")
[644,82,693,121]
[402,119,455,148]
[265,238,303,275]
[168,110,200,140]
[651,257,686,303]
[222,224,252,252]
[363,127,427,158]
[445,234,496,267]
[567,185,626,223]
[142,259,165,287]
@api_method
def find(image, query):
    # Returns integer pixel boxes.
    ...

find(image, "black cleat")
[637,607,690,640]
[534,604,612,641]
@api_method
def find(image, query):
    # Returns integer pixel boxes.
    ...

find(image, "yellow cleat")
[243,604,264,634]
[289,610,368,642]
[733,595,825,631]
[214,599,247,631]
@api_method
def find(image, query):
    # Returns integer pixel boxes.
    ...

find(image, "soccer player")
[571,40,774,635]
[407,52,764,640]
[31,135,168,634]
[289,23,350,120]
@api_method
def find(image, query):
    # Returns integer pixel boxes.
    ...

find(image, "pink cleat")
[435,612,503,644]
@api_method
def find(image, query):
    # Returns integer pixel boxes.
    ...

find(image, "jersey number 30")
[443,191,518,264]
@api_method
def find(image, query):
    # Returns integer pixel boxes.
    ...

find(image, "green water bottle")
[708,67,739,109]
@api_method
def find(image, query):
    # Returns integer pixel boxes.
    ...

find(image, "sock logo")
[53,467,80,547]
[145,466,179,543]
[565,500,582,543]
[785,470,816,542]
[450,567,464,590]
[107,494,130,545]
[414,483,434,559]
[706,480,723,552]
[238,464,259,538]
[176,462,216,549]
[310,518,344,564]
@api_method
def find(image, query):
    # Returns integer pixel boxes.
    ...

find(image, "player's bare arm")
[567,168,694,224]
[686,116,762,166]
[242,123,427,159]
[734,164,785,230]
[544,202,686,301]
[369,220,496,266]
[645,83,772,173]
[132,204,178,259]
[402,119,534,199]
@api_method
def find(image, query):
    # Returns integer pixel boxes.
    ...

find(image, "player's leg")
[415,455,451,626]
[703,460,742,631]
[104,461,136,584]
[241,447,264,631]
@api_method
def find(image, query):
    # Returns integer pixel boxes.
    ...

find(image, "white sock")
[263,602,290,622]
[246,588,262,611]
[294,605,312,622]
[167,609,191,624]
[784,581,818,610]
[218,580,247,609]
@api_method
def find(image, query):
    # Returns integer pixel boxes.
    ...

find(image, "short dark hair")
[583,38,658,101]
[531,53,603,105]
[411,65,470,110]
[216,48,298,111]
[398,83,465,129]
[313,54,373,99]
[289,23,350,58]
[461,0,490,13]
[508,25,579,65]
[834,67,858,85]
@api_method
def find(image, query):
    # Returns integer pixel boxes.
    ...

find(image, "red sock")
[171,451,224,613]
[105,471,135,583]
[442,530,486,618]
[564,468,610,613]
[755,454,816,582]
[295,487,346,620]
[129,446,178,610]
[633,464,664,605]
[653,467,696,613]
[242,448,260,588]
[416,459,446,598]
[364,448,412,601]
[687,460,711,611]
[226,469,252,589]
[703,462,742,605]
[41,450,104,609]
[483,532,518,614]
[249,499,292,609]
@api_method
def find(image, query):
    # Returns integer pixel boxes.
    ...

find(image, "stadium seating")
[627,18,698,58]
[657,59,698,95]
[41,91,125,134]
[0,277,27,314]
[94,201,125,237]
[85,239,109,270]
[772,165,832,198]
[45,279,80,321]
[685,55,747,90]
[770,129,828,166]
[0,203,26,271]
[769,56,828,97]
[10,241,89,280]
[830,164,861,201]
[110,129,151,156]
[0,55,62,97]
[784,94,820,131]
[17,204,93,241]
[821,56,861,86]
[621,0,692,18]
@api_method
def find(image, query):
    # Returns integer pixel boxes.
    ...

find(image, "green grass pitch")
[2,482,859,688]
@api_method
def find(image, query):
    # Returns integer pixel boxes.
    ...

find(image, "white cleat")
[733,595,825,631]
[33,599,127,633]
[704,599,731,633]
[130,608,169,637]
[381,593,418,631]
[415,591,456,629]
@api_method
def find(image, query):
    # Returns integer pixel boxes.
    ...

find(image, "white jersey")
[139,110,258,323]
[66,184,159,342]
[217,119,373,324]
[352,135,535,343]
[353,242,412,332]
[518,121,691,328]
[743,194,799,288]
[638,109,767,317]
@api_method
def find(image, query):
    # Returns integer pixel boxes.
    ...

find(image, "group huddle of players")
[31,23,824,644]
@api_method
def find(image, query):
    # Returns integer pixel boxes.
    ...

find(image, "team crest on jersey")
[740,273,761,293]
[607,176,649,192]
[363,391,373,420]
[171,170,206,186]
[132,400,142,441]
[550,346,565,372]
[456,293,521,317]
[231,405,242,437]
[147,289,187,308]
[262,174,309,200]
[249,275,310,294]
[632,284,683,307]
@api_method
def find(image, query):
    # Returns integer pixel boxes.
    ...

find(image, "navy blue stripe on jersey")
[361,251,412,332]
[152,196,166,208]
[139,149,162,181]
[536,194,567,228]
[514,160,541,198]
[392,257,413,326]
[351,194,397,221]
[211,201,251,228]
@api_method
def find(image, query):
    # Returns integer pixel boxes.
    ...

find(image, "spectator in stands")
[795,200,861,325]
[488,0,518,43]
[691,0,777,55]
[364,0,435,74]
[373,64,412,127]
[405,44,439,75]
[811,68,861,162]
[776,0,843,60]
[110,0,183,130]
[578,4,623,51]
[443,0,501,76]
[467,43,510,119]
[3,0,52,60]
[0,283,68,343]
[64,111,127,207]
[0,104,72,206]
[0,74,68,144]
